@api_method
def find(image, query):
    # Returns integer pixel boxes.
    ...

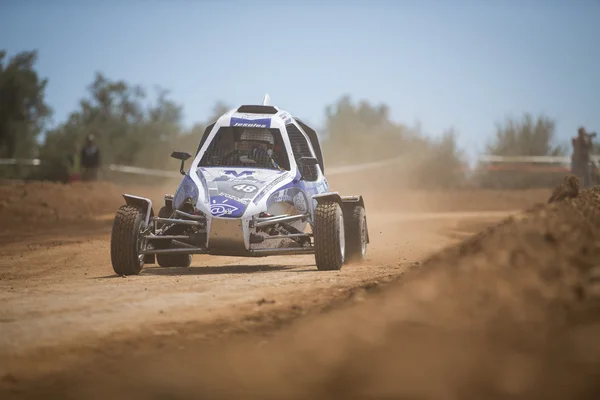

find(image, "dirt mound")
[0,181,125,223]
[0,180,178,225]
[295,186,600,399]
[19,185,599,399]
[547,174,580,204]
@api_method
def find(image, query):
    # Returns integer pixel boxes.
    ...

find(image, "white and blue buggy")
[110,95,369,275]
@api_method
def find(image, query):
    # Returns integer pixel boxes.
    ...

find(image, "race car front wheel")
[110,205,146,276]
[314,201,345,271]
[344,205,368,263]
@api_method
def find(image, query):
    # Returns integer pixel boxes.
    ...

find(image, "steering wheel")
[219,150,257,166]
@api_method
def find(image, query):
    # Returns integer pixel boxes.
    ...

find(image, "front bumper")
[207,218,248,255]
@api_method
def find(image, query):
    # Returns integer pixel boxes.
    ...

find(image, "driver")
[226,129,282,169]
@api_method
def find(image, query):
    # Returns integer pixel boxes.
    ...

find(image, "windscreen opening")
[198,127,291,171]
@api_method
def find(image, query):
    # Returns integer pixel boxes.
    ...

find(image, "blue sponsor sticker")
[230,117,271,128]
[224,170,255,178]
[209,195,246,218]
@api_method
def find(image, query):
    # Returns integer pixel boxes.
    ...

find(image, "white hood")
[198,167,291,218]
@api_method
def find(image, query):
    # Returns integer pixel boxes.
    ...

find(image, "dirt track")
[4,173,598,399]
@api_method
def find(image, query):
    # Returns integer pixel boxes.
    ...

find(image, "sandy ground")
[2,171,587,399]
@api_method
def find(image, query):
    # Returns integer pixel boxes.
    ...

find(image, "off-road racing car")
[110,95,369,275]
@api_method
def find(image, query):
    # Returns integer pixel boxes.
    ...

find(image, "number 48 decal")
[232,184,257,193]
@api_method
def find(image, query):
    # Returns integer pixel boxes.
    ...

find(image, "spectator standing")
[81,134,101,181]
[571,127,593,188]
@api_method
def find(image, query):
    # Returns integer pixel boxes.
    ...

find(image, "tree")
[207,101,231,125]
[0,50,51,159]
[174,101,232,157]
[486,113,566,156]
[320,95,467,188]
[477,113,568,189]
[412,128,467,189]
[35,73,186,181]
[322,95,406,164]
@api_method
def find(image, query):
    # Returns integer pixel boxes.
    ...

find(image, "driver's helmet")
[238,129,274,152]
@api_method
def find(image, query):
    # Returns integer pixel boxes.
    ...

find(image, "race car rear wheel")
[156,206,193,268]
[314,201,345,271]
[110,205,146,276]
[344,205,368,263]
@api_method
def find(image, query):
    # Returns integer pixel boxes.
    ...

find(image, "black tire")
[157,254,192,268]
[110,205,146,276]
[344,205,368,263]
[313,201,345,271]
[156,206,192,268]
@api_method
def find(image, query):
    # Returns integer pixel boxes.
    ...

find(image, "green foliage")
[475,113,568,189]
[0,50,51,159]
[322,95,407,164]
[34,73,194,181]
[28,67,236,181]
[174,102,232,157]
[412,129,467,189]
[3,48,571,190]
[322,95,467,188]
[486,113,566,157]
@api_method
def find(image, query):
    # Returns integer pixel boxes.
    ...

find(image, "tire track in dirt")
[1,209,495,358]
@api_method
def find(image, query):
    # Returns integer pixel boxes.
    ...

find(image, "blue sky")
[2,0,599,161]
